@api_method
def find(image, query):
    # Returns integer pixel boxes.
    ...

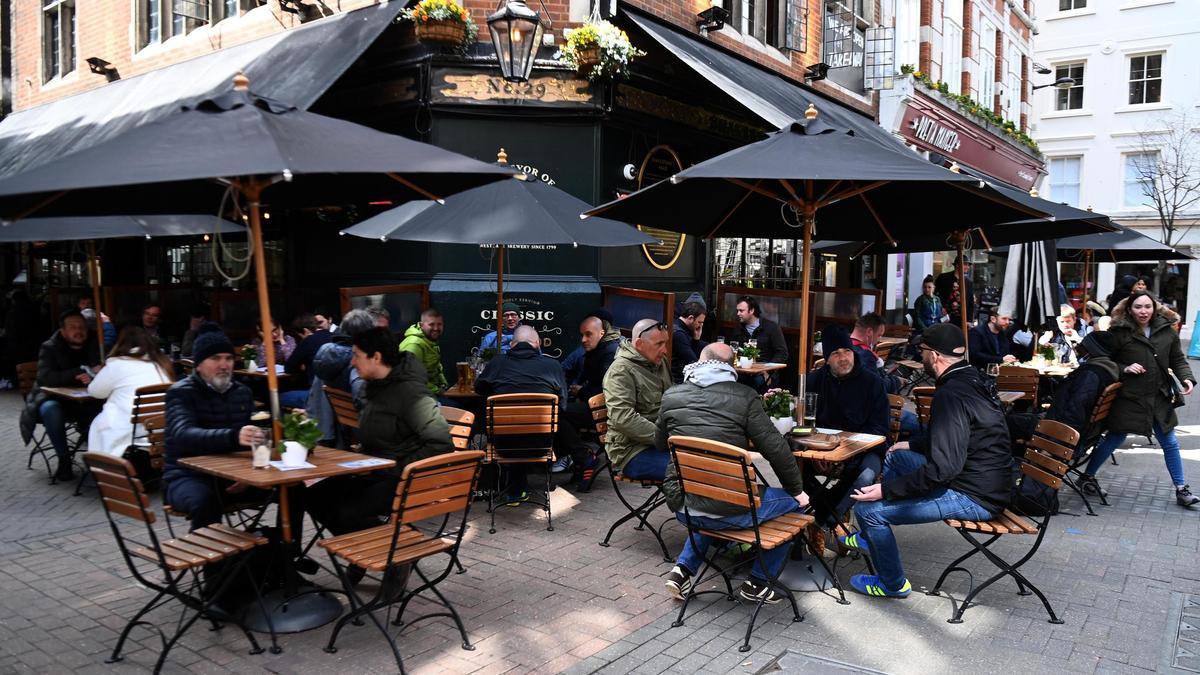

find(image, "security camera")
[622,163,637,180]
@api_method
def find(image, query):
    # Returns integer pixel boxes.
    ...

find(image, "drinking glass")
[717,336,726,344]
[730,341,741,352]
[803,392,818,426]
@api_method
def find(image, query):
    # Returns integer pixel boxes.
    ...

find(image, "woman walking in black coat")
[1079,292,1198,507]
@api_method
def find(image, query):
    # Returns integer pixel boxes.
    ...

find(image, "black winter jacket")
[28,331,101,413]
[968,323,1013,368]
[475,342,567,407]
[805,355,890,452]
[671,319,708,383]
[1104,299,1194,435]
[884,361,1013,515]
[657,378,804,516]
[286,329,335,386]
[578,336,620,402]
[1046,357,1120,441]
[729,317,788,364]
[358,354,453,478]
[163,374,255,482]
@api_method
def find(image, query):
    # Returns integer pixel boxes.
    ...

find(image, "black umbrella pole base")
[242,588,343,634]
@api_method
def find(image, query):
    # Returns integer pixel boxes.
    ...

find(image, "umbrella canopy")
[1001,241,1061,328]
[341,178,657,246]
[0,88,517,219]
[1057,223,1190,262]
[0,214,243,241]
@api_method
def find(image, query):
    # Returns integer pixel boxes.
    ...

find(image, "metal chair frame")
[483,393,557,534]
[1061,382,1123,516]
[19,361,85,482]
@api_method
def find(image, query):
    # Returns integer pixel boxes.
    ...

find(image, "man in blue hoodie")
[479,301,522,354]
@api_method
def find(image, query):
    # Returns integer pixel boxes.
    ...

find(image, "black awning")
[623,10,905,152]
[0,3,403,181]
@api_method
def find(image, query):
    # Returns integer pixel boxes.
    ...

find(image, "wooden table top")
[178,447,395,488]
[998,390,1025,404]
[895,359,923,371]
[1006,362,1076,377]
[234,368,294,379]
[735,362,787,375]
[40,386,94,400]
[443,383,481,399]
[789,431,886,462]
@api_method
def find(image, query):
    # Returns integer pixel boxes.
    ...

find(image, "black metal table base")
[242,588,343,634]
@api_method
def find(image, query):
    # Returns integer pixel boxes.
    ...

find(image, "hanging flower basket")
[557,20,644,81]
[416,19,467,45]
[574,47,601,73]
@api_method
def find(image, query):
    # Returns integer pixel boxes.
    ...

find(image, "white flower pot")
[771,417,795,434]
[738,356,753,369]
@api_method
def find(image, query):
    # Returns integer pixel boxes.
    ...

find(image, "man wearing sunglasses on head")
[602,318,673,480]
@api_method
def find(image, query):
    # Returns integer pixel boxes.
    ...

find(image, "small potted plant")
[737,344,761,368]
[558,20,644,81]
[405,0,478,48]
[279,410,323,460]
[240,344,257,370]
[762,389,795,434]
[1037,344,1057,362]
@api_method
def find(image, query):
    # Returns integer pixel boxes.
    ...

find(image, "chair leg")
[600,481,671,561]
[106,586,171,663]
[927,533,999,596]
[945,529,1061,624]
[802,540,849,605]
[544,459,554,532]
[1061,476,1098,516]
[73,465,91,496]
[153,606,207,674]
[413,562,475,650]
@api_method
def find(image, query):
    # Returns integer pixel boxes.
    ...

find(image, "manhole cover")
[756,649,890,674]
[1172,593,1200,672]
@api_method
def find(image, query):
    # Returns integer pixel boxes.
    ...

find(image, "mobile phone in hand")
[82,366,95,378]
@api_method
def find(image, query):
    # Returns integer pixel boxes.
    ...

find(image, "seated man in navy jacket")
[968,307,1017,370]
[671,300,708,383]
[805,325,891,526]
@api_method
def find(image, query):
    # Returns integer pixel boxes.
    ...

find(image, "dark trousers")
[306,472,398,536]
[165,473,276,533]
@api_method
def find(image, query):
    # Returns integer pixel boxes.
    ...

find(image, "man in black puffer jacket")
[845,324,1014,600]
[657,342,808,606]
[164,326,267,532]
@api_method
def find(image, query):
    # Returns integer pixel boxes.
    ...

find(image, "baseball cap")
[915,323,966,357]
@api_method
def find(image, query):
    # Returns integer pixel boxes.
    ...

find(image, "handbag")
[1168,368,1187,409]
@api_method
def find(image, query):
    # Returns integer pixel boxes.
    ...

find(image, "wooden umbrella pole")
[86,241,105,363]
[955,232,970,358]
[240,180,282,440]
[496,245,505,351]
[796,207,814,423]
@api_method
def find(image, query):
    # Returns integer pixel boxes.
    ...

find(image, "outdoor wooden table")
[40,385,95,400]
[789,430,886,463]
[895,359,923,371]
[734,362,787,376]
[1011,361,1076,377]
[998,390,1024,405]
[178,447,395,633]
[443,382,482,400]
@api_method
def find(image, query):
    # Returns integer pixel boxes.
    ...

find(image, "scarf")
[683,360,738,387]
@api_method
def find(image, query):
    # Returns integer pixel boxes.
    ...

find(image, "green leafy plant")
[403,0,478,50]
[1038,344,1057,361]
[557,20,645,81]
[762,388,794,419]
[738,345,761,361]
[280,410,322,450]
[900,71,1041,155]
[240,344,257,363]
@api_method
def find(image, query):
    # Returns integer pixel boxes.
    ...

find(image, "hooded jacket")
[657,361,804,515]
[884,361,1013,515]
[358,353,454,478]
[1104,297,1193,435]
[163,374,254,483]
[399,324,447,395]
[602,340,673,470]
[804,352,890,449]
[1045,357,1120,442]
[306,333,364,442]
[671,318,708,383]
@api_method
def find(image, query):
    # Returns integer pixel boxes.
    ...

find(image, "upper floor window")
[42,0,75,82]
[1128,53,1162,106]
[139,0,257,49]
[1047,157,1082,207]
[728,0,805,49]
[942,20,962,94]
[1058,0,1086,10]
[895,0,918,70]
[1123,152,1158,208]
[1055,62,1084,110]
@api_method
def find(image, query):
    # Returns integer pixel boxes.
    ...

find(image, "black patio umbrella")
[341,151,657,340]
[1000,240,1061,329]
[0,215,244,358]
[583,107,1053,401]
[0,76,517,442]
[1057,224,1187,263]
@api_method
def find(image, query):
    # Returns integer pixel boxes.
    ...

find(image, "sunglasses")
[637,322,669,338]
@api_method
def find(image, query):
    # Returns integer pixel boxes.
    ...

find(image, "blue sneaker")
[838,532,870,556]
[850,574,911,598]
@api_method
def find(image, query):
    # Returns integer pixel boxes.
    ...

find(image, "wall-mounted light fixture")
[1031,76,1075,91]
[804,62,829,83]
[85,57,120,82]
[696,0,730,35]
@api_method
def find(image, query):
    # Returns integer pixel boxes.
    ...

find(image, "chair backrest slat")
[392,451,484,527]
[668,436,760,510]
[1088,382,1123,425]
[324,386,360,429]
[887,393,904,444]
[912,386,935,426]
[16,361,37,398]
[486,394,558,455]
[588,393,608,444]
[1021,463,1062,490]
[996,366,1039,401]
[129,383,172,425]
[440,406,475,449]
[1020,419,1078,491]
[84,454,156,524]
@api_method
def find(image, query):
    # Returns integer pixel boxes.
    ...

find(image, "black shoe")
[1078,474,1107,499]
[738,579,784,605]
[576,452,606,493]
[664,565,693,600]
[54,464,75,482]
[1178,485,1200,508]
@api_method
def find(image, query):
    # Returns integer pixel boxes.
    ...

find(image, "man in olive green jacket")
[602,318,673,480]
[399,308,448,396]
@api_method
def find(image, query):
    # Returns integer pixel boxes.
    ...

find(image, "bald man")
[602,318,673,480]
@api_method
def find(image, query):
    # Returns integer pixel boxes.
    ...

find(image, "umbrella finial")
[804,103,818,120]
[497,148,508,165]
[1087,205,1094,212]
[948,161,961,173]
[1029,186,1039,198]
[233,72,249,91]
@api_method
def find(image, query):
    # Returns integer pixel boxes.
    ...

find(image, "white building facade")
[1031,0,1200,332]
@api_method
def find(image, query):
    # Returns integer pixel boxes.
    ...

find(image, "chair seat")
[485,446,553,464]
[163,499,266,520]
[320,524,454,572]
[132,524,267,570]
[945,509,1038,535]
[697,512,815,551]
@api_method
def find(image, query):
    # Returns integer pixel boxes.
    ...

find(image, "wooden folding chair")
[82,453,278,672]
[324,385,360,450]
[667,436,816,652]
[927,419,1078,624]
[593,393,672,562]
[483,393,557,534]
[77,382,173,496]
[319,451,485,672]
[1062,382,1123,515]
[886,394,905,445]
[911,386,935,428]
[996,366,1039,411]
[440,406,476,450]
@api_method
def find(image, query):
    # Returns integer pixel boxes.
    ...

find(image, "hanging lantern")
[486,0,544,83]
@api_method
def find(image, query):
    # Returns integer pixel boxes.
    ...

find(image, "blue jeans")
[38,400,70,465]
[832,452,883,519]
[622,448,668,481]
[853,450,993,590]
[1086,422,1185,486]
[676,487,800,580]
[278,389,308,410]
[899,409,920,436]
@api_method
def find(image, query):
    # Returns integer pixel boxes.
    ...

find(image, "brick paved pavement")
[3,389,1200,674]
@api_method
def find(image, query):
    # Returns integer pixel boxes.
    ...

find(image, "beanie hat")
[1078,331,1117,359]
[821,324,854,357]
[502,301,520,314]
[192,322,235,364]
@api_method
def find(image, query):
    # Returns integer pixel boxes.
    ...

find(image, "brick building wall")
[9,0,875,117]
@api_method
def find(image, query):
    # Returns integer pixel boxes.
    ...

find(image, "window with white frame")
[1128,53,1162,106]
[942,20,962,93]
[895,0,919,70]
[1047,157,1082,207]
[42,0,75,82]
[138,0,258,49]
[1058,0,1086,10]
[1123,152,1158,208]
[1054,62,1084,110]
[727,0,794,48]
[1004,43,1021,119]
[979,26,996,109]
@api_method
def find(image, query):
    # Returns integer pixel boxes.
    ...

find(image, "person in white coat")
[87,327,173,457]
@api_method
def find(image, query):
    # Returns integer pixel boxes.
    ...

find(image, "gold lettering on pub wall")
[440,74,592,103]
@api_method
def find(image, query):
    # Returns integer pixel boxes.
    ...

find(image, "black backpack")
[1012,475,1058,517]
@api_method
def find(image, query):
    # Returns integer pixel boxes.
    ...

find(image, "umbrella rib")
[387,173,444,203]
[974,227,993,251]
[705,180,762,239]
[9,191,67,221]
[725,178,786,203]
[820,181,889,207]
[857,192,897,247]
[776,179,806,210]
[816,180,844,205]
[946,181,1045,219]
